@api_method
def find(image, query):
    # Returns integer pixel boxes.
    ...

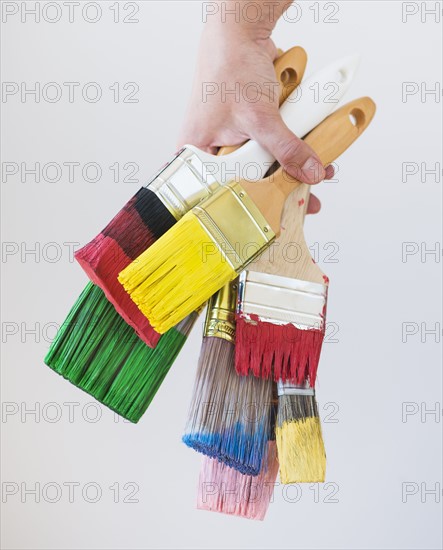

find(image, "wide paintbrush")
[74,47,307,347]
[119,97,375,334]
[44,282,199,422]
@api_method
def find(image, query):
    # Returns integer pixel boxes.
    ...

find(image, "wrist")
[203,1,289,40]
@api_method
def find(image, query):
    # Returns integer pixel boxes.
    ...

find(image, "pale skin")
[178,0,334,214]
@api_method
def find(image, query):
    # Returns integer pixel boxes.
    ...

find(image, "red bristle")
[76,198,156,271]
[76,233,161,349]
[75,188,177,348]
[235,317,324,385]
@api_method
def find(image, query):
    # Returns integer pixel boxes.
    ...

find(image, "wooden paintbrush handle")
[274,97,376,197]
[218,46,307,156]
[246,97,376,234]
[252,184,323,279]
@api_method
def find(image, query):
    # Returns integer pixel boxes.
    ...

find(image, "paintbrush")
[74,47,307,348]
[183,281,274,476]
[197,440,279,521]
[44,48,309,419]
[119,97,375,334]
[234,105,375,482]
[234,144,332,383]
[44,282,198,423]
[276,381,325,483]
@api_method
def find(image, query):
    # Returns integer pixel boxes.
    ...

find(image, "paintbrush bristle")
[235,318,324,384]
[197,441,279,521]
[183,336,273,476]
[75,187,176,347]
[119,213,237,334]
[275,392,326,483]
[45,282,196,423]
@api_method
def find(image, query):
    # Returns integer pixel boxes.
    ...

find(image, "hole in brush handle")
[280,67,299,102]
[281,67,297,85]
[349,108,366,128]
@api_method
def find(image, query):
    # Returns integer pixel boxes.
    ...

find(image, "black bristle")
[133,187,176,239]
[99,188,176,260]
[277,393,318,426]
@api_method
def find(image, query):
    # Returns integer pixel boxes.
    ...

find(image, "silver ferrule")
[237,270,327,329]
[277,381,315,397]
[146,148,222,221]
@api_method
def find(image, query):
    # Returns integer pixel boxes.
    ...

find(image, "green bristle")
[45,282,194,423]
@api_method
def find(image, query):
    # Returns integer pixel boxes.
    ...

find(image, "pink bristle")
[197,441,279,521]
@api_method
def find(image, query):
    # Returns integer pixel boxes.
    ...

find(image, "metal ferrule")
[277,381,315,397]
[146,148,222,221]
[237,270,327,329]
[203,281,238,343]
[192,181,276,272]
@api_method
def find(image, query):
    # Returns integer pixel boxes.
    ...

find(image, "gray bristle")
[277,393,319,428]
[183,337,274,475]
[175,311,200,337]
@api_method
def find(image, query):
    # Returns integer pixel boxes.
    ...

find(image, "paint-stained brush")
[44,282,198,423]
[234,156,331,383]
[119,97,375,334]
[197,441,279,521]
[43,48,308,419]
[183,281,274,476]
[233,67,365,382]
[276,382,325,483]
[74,47,307,347]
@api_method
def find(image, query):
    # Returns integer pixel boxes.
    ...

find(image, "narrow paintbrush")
[276,382,325,483]
[44,282,198,423]
[119,97,375,334]
[197,441,279,521]
[183,281,273,476]
[74,47,307,347]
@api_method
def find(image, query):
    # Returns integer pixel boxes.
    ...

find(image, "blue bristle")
[183,334,273,477]
[182,422,268,476]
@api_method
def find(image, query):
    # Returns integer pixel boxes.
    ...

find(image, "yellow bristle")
[276,417,326,483]
[118,213,237,334]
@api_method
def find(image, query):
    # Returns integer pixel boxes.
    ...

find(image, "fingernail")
[325,164,335,180]
[301,157,325,184]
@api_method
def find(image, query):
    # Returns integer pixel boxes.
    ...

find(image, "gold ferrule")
[192,181,276,272]
[203,281,238,342]
[195,302,207,316]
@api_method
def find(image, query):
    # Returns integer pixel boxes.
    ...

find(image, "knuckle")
[278,136,304,167]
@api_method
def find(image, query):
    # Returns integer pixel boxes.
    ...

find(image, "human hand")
[178,1,334,214]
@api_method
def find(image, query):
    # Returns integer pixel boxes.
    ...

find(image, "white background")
[1,1,442,549]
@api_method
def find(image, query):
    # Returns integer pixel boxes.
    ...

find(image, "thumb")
[252,113,326,184]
